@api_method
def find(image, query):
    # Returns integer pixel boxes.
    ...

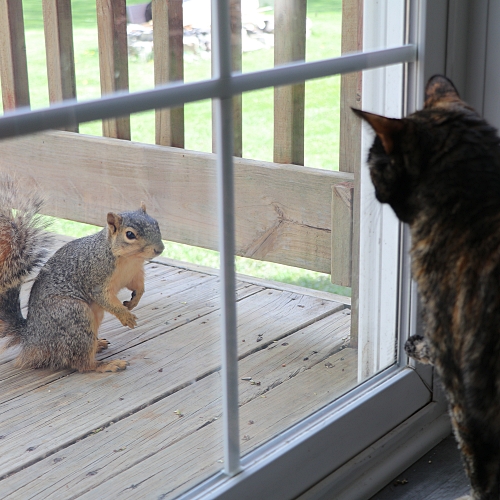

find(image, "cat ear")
[424,75,462,109]
[351,108,404,154]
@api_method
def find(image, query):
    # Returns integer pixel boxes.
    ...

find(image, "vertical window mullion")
[211,0,241,476]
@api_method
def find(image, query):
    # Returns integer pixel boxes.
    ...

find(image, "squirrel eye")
[126,231,136,240]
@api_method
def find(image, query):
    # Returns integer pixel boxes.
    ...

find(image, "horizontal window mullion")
[234,44,416,94]
[0,45,416,140]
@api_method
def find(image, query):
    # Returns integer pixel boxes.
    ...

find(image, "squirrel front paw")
[123,290,137,310]
[118,311,137,328]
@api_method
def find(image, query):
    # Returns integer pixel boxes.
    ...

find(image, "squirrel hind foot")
[94,359,129,373]
[96,338,110,353]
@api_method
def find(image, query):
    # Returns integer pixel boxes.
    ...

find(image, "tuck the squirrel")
[0,176,164,372]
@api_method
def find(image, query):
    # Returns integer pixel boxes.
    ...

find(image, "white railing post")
[212,0,241,477]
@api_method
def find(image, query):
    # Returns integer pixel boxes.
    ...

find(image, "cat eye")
[126,231,136,240]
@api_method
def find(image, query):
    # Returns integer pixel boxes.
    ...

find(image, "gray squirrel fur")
[0,175,164,372]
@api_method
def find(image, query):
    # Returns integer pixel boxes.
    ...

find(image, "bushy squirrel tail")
[0,174,51,343]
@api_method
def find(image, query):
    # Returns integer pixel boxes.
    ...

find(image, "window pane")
[0,0,414,496]
[235,1,406,456]
[235,88,360,455]
[0,128,223,498]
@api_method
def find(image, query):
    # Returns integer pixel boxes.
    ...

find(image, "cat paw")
[405,335,433,364]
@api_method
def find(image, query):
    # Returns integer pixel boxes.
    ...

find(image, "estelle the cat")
[354,75,500,500]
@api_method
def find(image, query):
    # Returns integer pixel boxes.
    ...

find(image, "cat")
[353,75,500,500]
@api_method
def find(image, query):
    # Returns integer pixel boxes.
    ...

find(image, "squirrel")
[0,175,164,373]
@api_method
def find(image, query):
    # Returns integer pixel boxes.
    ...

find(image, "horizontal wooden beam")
[0,132,353,274]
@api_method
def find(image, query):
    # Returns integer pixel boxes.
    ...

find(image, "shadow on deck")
[0,234,354,499]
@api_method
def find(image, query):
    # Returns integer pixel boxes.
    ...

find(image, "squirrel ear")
[107,212,122,234]
[140,201,147,213]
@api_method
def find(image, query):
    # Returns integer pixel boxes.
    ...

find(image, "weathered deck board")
[0,262,260,397]
[0,269,342,477]
[81,350,357,500]
[0,325,354,499]
[0,235,354,499]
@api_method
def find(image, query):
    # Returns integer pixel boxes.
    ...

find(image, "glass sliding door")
[0,0,451,499]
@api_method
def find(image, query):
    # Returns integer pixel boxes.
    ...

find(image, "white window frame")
[358,0,406,382]
[0,1,454,498]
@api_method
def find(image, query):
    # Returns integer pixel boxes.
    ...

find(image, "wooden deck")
[0,235,355,499]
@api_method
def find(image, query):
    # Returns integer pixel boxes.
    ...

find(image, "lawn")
[15,0,349,296]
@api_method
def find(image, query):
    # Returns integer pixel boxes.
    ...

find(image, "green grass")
[22,0,149,30]
[20,0,342,167]
[17,0,349,297]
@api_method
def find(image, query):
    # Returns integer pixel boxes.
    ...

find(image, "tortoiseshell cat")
[354,75,500,500]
